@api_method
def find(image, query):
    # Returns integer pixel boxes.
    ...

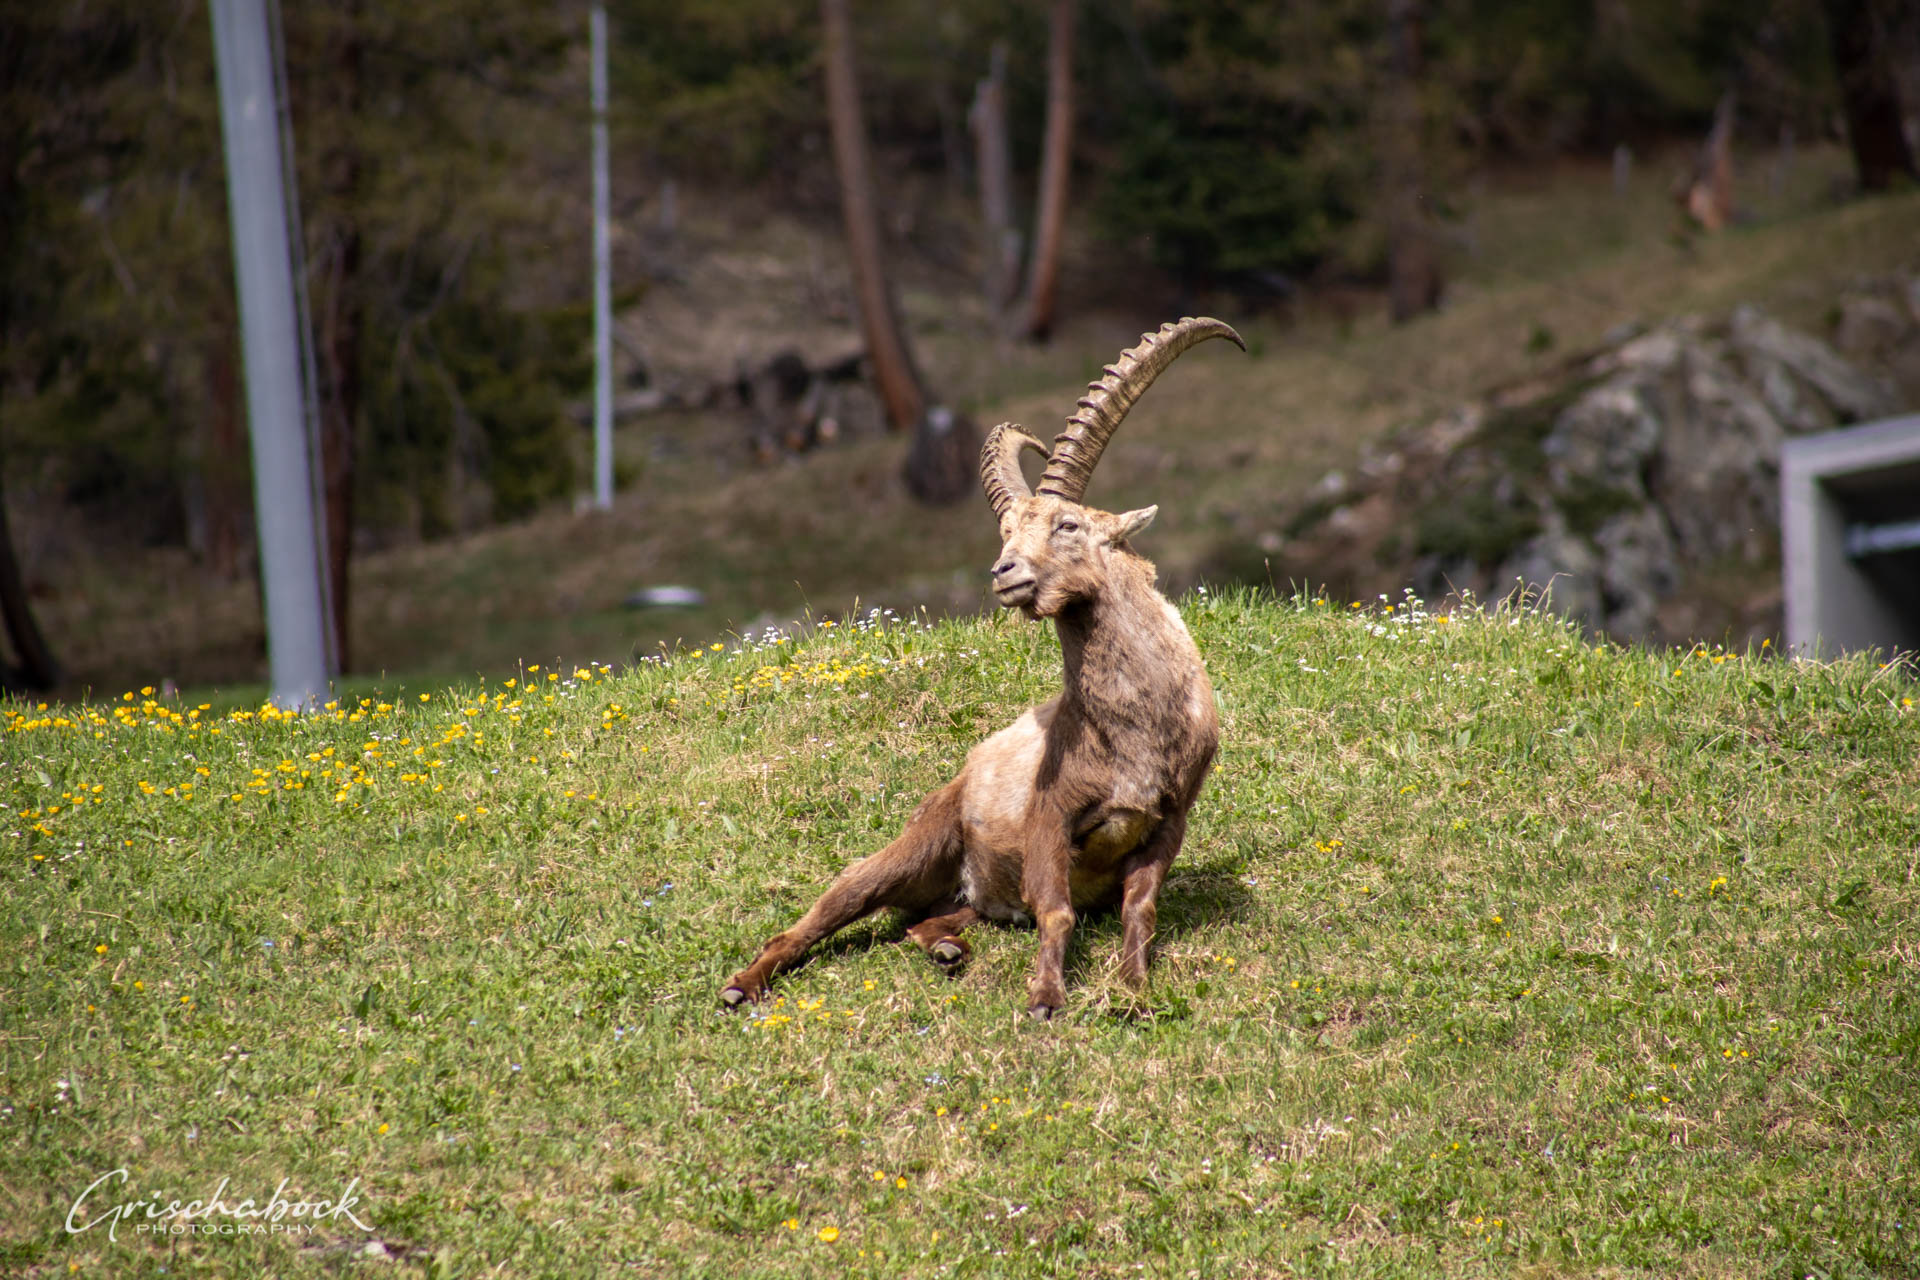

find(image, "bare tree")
[1382,0,1440,323]
[199,314,254,581]
[1823,0,1917,191]
[820,0,976,502]
[1678,92,1737,232]
[1017,0,1075,341]
[822,0,925,430]
[0,474,61,693]
[968,42,1021,316]
[0,32,61,691]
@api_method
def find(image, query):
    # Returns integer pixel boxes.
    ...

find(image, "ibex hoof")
[719,986,751,1010]
[1027,1002,1058,1022]
[929,939,968,970]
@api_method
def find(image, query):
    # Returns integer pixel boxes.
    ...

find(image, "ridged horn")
[1036,316,1245,502]
[980,422,1049,523]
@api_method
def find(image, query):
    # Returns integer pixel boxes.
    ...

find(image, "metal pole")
[591,3,614,510]
[211,0,329,709]
[266,0,338,676]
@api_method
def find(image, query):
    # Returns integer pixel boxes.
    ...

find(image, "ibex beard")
[720,317,1244,1019]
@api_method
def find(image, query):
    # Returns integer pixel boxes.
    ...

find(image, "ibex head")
[980,317,1244,619]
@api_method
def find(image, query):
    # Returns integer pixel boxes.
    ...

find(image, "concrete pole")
[210,0,329,709]
[591,3,614,510]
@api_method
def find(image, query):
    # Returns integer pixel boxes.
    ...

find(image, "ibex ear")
[1112,506,1157,544]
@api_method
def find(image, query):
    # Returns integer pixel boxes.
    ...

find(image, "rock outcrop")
[1259,288,1916,645]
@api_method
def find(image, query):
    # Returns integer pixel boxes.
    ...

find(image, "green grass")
[4,591,1918,1277]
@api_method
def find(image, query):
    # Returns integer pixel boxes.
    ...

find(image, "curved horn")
[980,423,1049,523]
[1036,316,1245,502]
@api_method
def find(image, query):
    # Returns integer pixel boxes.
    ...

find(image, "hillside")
[4,592,1917,1276]
[24,150,1920,698]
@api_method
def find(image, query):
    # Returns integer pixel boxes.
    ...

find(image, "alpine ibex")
[720,316,1244,1018]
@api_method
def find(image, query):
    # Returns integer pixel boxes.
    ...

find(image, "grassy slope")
[31,149,1920,698]
[4,591,1917,1278]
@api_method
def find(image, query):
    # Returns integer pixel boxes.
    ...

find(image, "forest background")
[2,0,1916,696]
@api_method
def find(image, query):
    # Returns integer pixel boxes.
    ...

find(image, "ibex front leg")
[1020,806,1077,1020]
[1117,812,1186,989]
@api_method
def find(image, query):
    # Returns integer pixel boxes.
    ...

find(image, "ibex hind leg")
[720,781,966,1008]
[904,899,981,973]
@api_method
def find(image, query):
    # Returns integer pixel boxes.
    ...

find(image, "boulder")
[1258,297,1914,645]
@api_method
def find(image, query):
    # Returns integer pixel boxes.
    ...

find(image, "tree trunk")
[0,46,61,691]
[1017,0,1075,342]
[1383,0,1441,324]
[969,42,1021,315]
[315,8,363,673]
[821,0,925,432]
[1679,92,1737,232]
[900,405,981,506]
[1824,0,1918,192]
[820,0,975,503]
[202,328,253,581]
[0,485,60,692]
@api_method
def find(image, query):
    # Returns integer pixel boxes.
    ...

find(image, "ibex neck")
[1054,569,1189,714]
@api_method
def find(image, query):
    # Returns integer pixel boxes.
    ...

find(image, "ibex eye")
[1056,520,1078,534]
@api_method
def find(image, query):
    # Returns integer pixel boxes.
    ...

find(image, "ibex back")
[720,317,1244,1019]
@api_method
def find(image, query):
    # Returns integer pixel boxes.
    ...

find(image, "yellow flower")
[419,693,431,702]
[378,1123,389,1134]
[95,944,108,955]
[783,1218,799,1230]
[895,1176,908,1189]
[817,1226,840,1243]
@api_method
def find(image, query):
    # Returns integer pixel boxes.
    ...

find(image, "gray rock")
[1654,340,1788,562]
[1501,511,1602,629]
[1834,295,1910,359]
[1267,298,1908,646]
[1595,506,1678,637]
[1544,378,1662,498]
[1728,305,1901,423]
[1747,343,1835,436]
